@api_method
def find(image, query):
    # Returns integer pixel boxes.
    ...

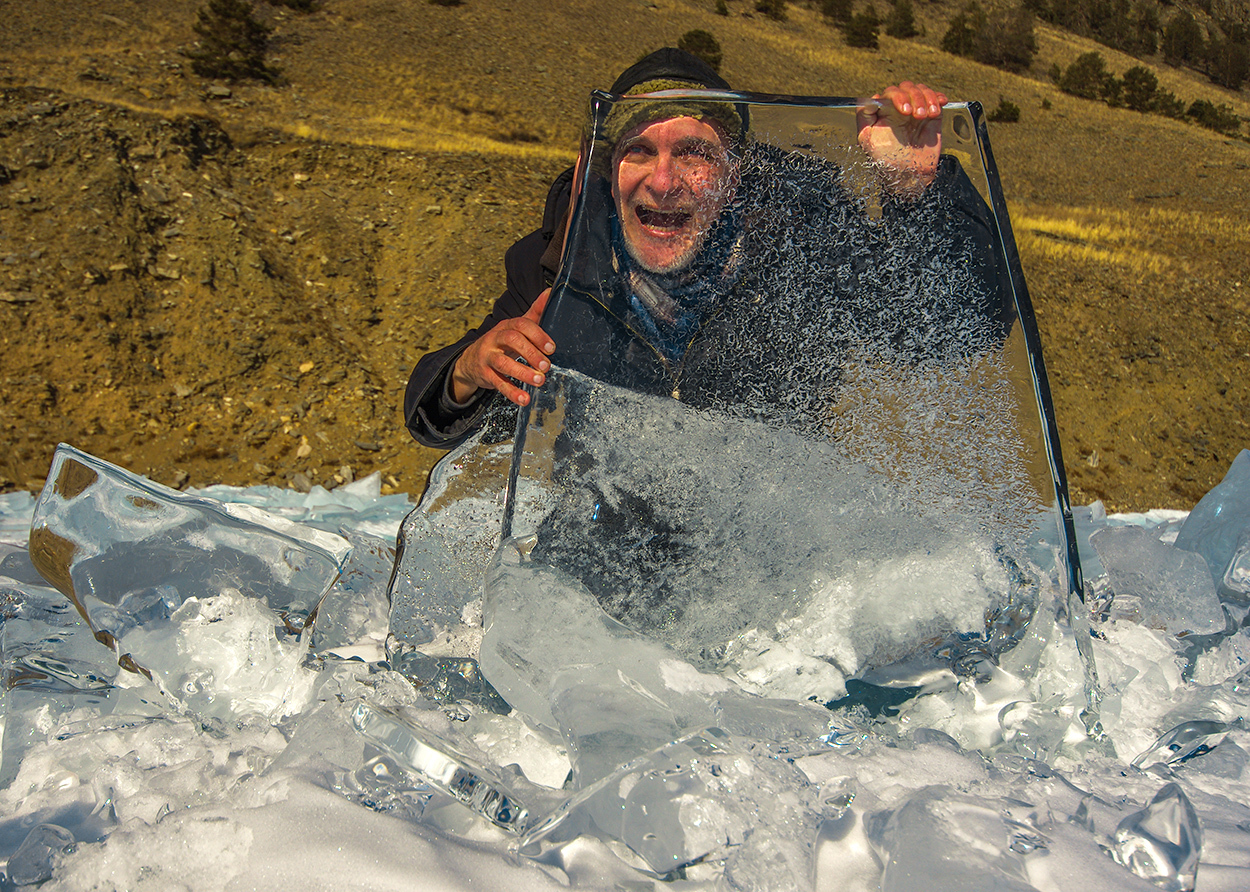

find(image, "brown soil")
[1,0,1248,510]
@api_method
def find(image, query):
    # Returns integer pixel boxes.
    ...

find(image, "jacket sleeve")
[405,166,576,450]
[403,229,549,449]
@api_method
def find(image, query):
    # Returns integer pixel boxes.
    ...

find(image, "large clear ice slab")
[478,95,1082,766]
[25,444,349,721]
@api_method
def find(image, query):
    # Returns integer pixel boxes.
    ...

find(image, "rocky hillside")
[1,0,1248,509]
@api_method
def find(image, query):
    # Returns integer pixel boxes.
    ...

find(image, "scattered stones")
[424,205,443,215]
[0,290,36,304]
[207,85,232,99]
[171,469,190,490]
[336,465,354,485]
[141,182,170,204]
[298,361,314,375]
[253,462,274,476]
[147,264,180,280]
[290,473,312,493]
[353,440,380,452]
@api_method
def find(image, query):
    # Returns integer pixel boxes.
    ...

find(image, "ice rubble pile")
[0,443,1246,889]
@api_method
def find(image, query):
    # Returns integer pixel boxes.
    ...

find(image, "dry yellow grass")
[1013,202,1250,279]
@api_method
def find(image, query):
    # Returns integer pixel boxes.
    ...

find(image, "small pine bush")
[1154,89,1186,119]
[974,5,1037,73]
[886,0,919,39]
[822,0,853,24]
[1187,99,1241,135]
[678,29,724,73]
[1162,10,1204,67]
[844,6,881,49]
[1121,65,1158,113]
[1208,38,1250,91]
[987,96,1021,122]
[1058,52,1111,101]
[186,0,279,84]
[941,3,985,58]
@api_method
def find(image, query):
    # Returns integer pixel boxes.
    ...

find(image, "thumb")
[525,287,552,323]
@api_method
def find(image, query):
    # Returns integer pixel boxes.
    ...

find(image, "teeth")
[637,207,691,229]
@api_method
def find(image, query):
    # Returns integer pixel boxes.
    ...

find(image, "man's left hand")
[857,81,947,198]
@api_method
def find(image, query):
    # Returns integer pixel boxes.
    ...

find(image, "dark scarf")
[617,210,745,364]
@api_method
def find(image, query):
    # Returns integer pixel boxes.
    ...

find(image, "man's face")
[612,116,735,276]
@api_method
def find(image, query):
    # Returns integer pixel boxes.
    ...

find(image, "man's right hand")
[450,288,555,407]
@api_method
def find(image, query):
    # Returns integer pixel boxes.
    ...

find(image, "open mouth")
[635,206,692,231]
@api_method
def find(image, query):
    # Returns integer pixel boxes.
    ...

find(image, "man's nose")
[646,153,681,194]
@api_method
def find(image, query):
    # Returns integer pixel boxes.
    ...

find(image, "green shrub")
[1058,51,1111,100]
[1207,37,1250,91]
[844,5,881,48]
[186,0,279,83]
[822,0,854,24]
[1187,99,1242,135]
[1121,65,1158,112]
[1163,10,1204,66]
[885,0,919,39]
[756,0,787,20]
[987,96,1022,122]
[973,5,1037,73]
[941,2,985,57]
[678,29,724,73]
[1154,89,1185,118]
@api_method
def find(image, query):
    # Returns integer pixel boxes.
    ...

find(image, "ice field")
[1,444,1249,891]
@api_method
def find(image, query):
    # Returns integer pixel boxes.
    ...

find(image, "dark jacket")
[405,148,1012,449]
[403,167,575,449]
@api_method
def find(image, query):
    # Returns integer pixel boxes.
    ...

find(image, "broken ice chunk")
[351,700,548,834]
[1090,526,1224,635]
[7,823,75,886]
[386,415,511,651]
[1132,720,1233,770]
[1175,450,1250,603]
[864,785,1040,892]
[523,726,822,889]
[27,444,349,655]
[310,531,393,655]
[1112,782,1203,892]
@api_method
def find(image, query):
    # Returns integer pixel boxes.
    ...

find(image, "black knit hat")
[609,47,732,94]
[590,49,745,177]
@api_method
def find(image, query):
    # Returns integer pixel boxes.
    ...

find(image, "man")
[404,48,951,450]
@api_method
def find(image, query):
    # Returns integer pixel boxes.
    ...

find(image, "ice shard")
[26,444,349,720]
[1175,449,1250,604]
[7,823,75,886]
[1091,526,1225,635]
[1112,782,1203,892]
